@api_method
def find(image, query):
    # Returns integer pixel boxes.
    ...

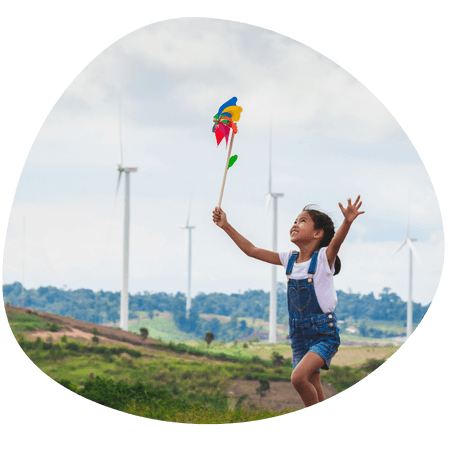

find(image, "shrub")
[61,334,68,343]
[58,379,78,393]
[271,351,284,367]
[75,376,188,411]
[360,358,385,372]
[65,342,80,352]
[256,378,270,397]
[139,327,149,340]
[92,336,100,344]
[235,394,248,409]
[49,323,59,332]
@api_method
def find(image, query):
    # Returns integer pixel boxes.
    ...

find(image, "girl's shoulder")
[316,246,329,265]
[317,246,335,275]
[278,249,298,268]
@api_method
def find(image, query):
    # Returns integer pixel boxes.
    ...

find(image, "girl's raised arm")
[326,196,365,268]
[212,206,282,266]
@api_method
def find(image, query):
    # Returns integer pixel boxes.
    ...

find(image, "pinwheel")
[212,97,243,207]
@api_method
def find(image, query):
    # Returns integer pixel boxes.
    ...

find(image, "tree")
[204,331,215,346]
[359,321,367,337]
[139,327,149,340]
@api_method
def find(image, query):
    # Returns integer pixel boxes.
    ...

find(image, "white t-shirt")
[278,247,338,313]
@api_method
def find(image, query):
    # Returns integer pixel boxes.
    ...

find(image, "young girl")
[212,196,365,407]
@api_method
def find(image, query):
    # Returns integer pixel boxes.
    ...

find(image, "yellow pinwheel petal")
[222,105,243,122]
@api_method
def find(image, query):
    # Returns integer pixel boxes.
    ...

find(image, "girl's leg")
[309,372,325,402]
[291,352,325,407]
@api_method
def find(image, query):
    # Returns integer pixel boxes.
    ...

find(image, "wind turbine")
[390,197,421,338]
[263,119,283,344]
[111,96,138,332]
[21,216,25,308]
[179,200,195,318]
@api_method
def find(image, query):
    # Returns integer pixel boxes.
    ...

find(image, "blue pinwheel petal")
[220,112,232,118]
[217,97,237,116]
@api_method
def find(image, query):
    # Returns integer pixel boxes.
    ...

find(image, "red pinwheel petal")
[215,127,224,146]
[218,122,228,135]
[218,123,230,145]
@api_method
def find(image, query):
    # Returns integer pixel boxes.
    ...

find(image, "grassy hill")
[4,304,399,423]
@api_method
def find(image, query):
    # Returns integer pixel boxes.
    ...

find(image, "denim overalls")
[286,250,340,371]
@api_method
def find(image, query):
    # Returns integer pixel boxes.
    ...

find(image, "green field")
[5,305,398,423]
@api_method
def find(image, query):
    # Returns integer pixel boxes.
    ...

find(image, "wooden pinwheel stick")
[218,132,235,208]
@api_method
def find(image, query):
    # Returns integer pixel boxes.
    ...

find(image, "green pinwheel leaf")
[228,155,238,169]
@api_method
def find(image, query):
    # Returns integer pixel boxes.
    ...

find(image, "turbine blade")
[406,238,422,266]
[268,117,272,194]
[390,239,407,259]
[186,196,192,228]
[107,171,123,239]
[118,96,124,167]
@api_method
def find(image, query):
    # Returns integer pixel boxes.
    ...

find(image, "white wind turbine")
[390,196,421,338]
[263,119,283,344]
[179,200,195,318]
[110,97,138,332]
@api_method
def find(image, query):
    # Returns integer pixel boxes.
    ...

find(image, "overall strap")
[286,251,299,278]
[307,250,319,276]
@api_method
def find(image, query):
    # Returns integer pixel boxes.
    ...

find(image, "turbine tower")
[21,216,25,308]
[391,197,421,338]
[179,201,195,318]
[263,119,283,343]
[111,96,138,331]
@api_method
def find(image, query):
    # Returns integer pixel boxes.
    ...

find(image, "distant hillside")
[3,282,430,340]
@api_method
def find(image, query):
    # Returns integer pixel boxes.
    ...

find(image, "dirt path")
[9,305,161,348]
[226,378,339,412]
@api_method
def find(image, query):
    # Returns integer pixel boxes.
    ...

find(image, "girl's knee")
[291,369,308,390]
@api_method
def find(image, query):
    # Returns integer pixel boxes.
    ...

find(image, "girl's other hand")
[338,195,365,223]
[212,206,228,228]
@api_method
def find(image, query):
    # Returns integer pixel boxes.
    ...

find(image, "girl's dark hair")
[303,204,341,275]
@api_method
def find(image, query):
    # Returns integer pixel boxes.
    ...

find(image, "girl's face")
[290,211,323,245]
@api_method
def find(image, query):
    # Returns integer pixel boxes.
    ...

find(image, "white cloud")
[3,18,444,309]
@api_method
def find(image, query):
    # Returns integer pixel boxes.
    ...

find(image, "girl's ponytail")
[303,205,341,275]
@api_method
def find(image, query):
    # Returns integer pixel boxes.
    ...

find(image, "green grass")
[7,306,391,423]
[5,308,58,334]
[14,332,389,423]
[58,376,291,423]
[128,317,199,342]
[17,336,293,405]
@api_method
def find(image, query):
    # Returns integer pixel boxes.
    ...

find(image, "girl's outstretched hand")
[338,195,365,223]
[212,206,228,229]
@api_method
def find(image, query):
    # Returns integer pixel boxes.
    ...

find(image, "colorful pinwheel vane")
[213,97,243,207]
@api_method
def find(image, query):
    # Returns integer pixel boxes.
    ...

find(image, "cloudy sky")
[2,17,444,307]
